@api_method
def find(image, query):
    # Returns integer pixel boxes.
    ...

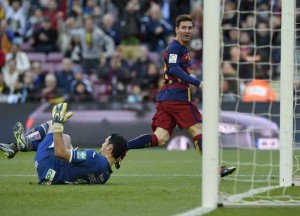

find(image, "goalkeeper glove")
[63,111,73,123]
[52,111,73,132]
[52,102,68,133]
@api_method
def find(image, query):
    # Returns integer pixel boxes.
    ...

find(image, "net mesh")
[218,0,300,205]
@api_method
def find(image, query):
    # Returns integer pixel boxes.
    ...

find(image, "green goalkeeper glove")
[63,111,73,123]
[52,102,68,133]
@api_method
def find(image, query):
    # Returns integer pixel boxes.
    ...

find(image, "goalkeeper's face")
[176,21,194,44]
[100,136,112,154]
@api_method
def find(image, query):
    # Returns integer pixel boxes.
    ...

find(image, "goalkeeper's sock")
[127,134,158,150]
[26,122,49,151]
[193,134,202,155]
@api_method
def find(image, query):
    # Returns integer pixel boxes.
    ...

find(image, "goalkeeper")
[0,102,127,185]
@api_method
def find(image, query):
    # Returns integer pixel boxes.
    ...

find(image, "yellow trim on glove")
[53,123,64,133]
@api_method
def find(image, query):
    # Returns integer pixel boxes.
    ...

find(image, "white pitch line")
[174,207,215,216]
[0,174,279,178]
[174,186,284,216]
[226,185,282,202]
[115,174,201,177]
[0,174,36,177]
[0,174,202,177]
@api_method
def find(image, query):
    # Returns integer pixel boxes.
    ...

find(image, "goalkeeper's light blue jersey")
[34,133,112,185]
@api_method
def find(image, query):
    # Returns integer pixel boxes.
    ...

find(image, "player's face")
[176,21,194,44]
[100,136,111,153]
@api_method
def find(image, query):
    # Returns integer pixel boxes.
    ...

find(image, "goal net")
[203,0,300,207]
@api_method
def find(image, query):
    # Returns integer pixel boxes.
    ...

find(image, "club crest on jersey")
[182,53,190,61]
[169,54,177,63]
[76,150,87,160]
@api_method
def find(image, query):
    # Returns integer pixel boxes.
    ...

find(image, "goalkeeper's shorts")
[34,133,67,185]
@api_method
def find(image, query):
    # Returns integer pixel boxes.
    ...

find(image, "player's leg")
[187,123,203,154]
[27,121,51,148]
[187,123,236,177]
[14,110,73,152]
[122,127,169,170]
[34,132,73,184]
[163,101,203,153]
[34,130,62,184]
[127,126,170,149]
[154,127,170,146]
[0,143,18,159]
[14,121,50,152]
[0,121,50,158]
[0,136,73,159]
[171,102,236,178]
[3,112,72,158]
[127,102,173,150]
[220,166,236,177]
[127,133,159,149]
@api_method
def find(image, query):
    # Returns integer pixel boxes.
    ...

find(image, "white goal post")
[202,0,220,210]
[279,0,294,187]
[202,0,299,209]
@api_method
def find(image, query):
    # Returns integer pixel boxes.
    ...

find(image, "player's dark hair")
[109,133,127,169]
[176,14,194,28]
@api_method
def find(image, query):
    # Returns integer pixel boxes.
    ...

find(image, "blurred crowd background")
[0,0,290,105]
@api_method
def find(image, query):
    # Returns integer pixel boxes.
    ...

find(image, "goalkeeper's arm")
[52,102,73,162]
[53,132,71,162]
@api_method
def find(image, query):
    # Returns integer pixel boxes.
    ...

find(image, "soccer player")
[0,102,127,185]
[126,14,235,177]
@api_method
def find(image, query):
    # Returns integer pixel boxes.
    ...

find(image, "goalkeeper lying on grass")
[0,102,127,185]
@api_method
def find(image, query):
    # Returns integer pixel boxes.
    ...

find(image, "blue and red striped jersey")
[156,39,201,102]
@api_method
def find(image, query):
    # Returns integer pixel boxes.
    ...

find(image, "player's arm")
[52,102,73,162]
[167,48,202,88]
[53,132,71,161]
[169,65,202,87]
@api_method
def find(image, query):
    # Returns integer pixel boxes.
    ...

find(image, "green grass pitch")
[0,149,299,216]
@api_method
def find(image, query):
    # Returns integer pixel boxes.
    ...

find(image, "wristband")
[53,123,64,133]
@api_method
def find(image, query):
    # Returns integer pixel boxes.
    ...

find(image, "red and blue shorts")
[152,101,202,136]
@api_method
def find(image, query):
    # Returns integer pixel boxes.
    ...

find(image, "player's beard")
[182,35,191,45]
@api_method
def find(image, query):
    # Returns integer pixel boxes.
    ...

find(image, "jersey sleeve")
[69,149,89,164]
[167,46,201,87]
[169,66,201,86]
[167,46,181,68]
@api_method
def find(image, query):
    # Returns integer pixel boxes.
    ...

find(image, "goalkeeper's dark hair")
[176,14,194,28]
[108,133,127,169]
